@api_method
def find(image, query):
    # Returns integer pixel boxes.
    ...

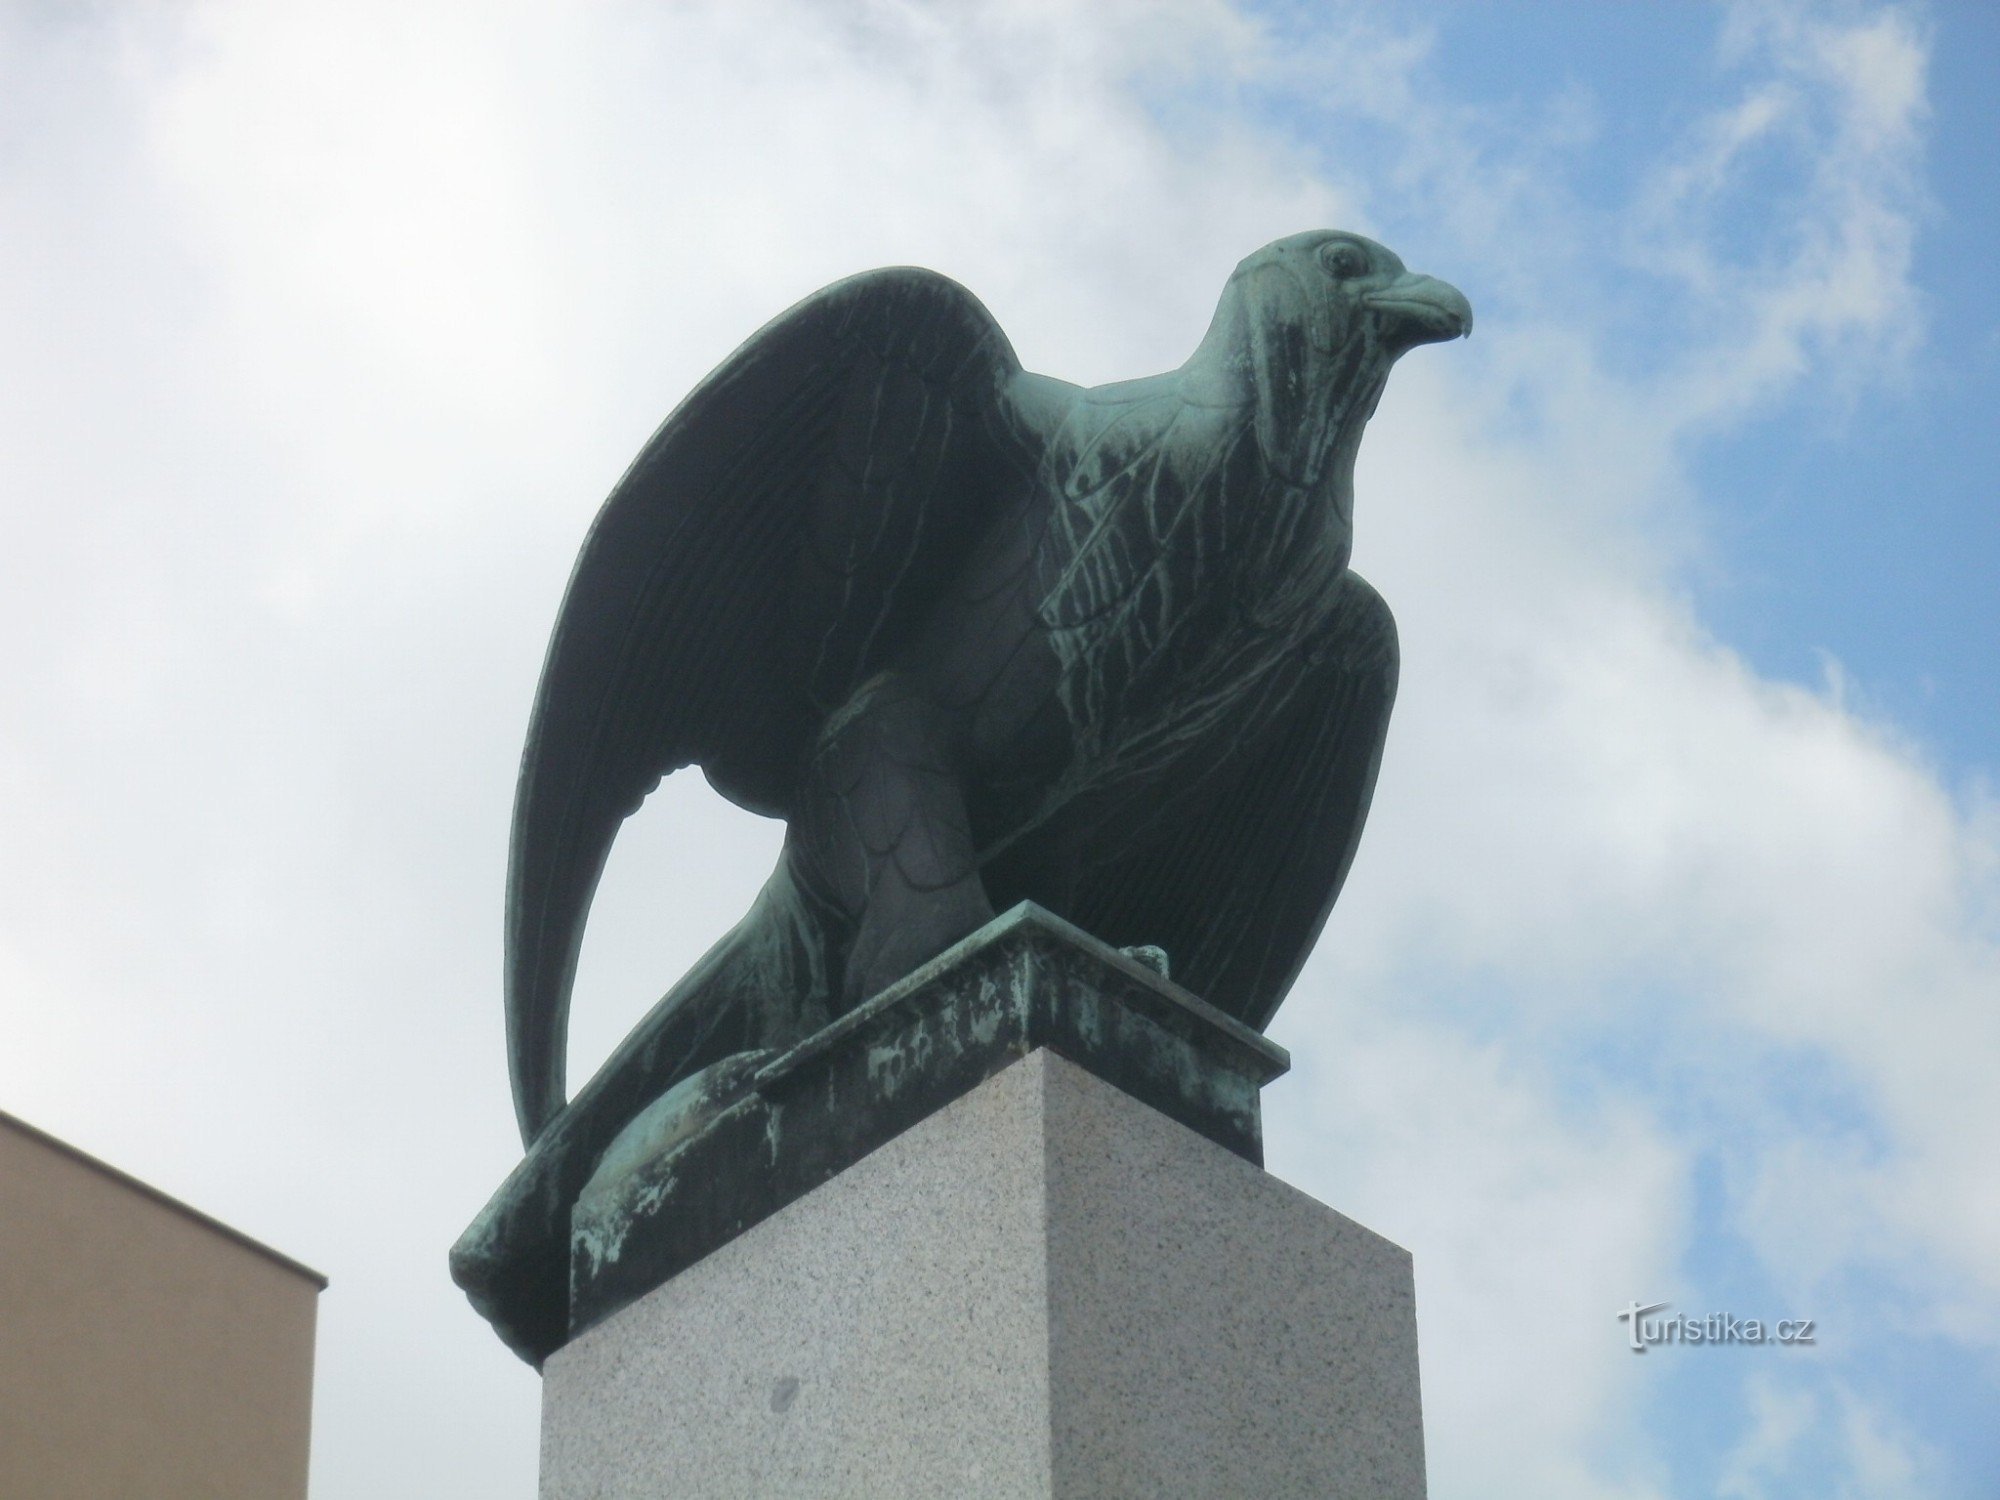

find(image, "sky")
[0,2,1994,1497]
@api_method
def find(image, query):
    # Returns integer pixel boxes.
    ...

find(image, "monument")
[453,231,1470,1497]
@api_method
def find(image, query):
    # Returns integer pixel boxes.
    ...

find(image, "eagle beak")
[1363,272,1473,348]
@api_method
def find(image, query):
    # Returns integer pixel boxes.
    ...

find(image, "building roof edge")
[0,1107,329,1290]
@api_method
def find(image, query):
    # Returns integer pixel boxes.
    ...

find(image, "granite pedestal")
[540,1047,1426,1498]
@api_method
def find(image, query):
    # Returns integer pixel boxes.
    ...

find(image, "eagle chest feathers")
[1031,385,1353,773]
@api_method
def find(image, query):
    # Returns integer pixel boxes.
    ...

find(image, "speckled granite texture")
[539,1049,1426,1499]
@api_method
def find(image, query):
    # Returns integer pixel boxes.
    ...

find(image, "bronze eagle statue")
[455,230,1470,1362]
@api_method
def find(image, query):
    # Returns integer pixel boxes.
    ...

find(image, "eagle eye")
[1319,240,1368,280]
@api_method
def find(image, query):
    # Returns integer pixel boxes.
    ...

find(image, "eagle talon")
[1119,944,1172,980]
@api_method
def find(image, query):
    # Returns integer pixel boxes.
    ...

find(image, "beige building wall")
[0,1110,324,1500]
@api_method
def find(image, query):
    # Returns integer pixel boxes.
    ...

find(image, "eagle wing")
[1067,571,1397,1029]
[508,269,1025,1145]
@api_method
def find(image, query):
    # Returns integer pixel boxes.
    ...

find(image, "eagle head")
[1190,230,1472,486]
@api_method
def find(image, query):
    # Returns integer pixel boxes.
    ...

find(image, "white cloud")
[1658,1,1930,420]
[1270,1015,1686,1500]
[1716,1375,1942,1500]
[1833,1384,1937,1499]
[1718,1376,1818,1498]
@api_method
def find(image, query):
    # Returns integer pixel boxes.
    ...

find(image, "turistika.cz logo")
[1616,1301,1816,1353]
